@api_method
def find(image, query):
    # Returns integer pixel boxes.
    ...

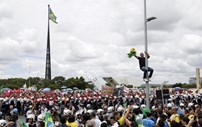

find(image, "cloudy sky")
[0,0,202,86]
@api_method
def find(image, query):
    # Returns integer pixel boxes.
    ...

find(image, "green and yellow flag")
[19,119,28,127]
[45,112,55,127]
[48,5,58,24]
[0,84,4,94]
[127,48,136,58]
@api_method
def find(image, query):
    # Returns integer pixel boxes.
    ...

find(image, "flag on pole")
[45,112,55,127]
[48,5,58,24]
[23,83,27,88]
[19,119,28,127]
[0,84,4,94]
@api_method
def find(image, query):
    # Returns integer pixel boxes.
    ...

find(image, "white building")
[189,77,202,84]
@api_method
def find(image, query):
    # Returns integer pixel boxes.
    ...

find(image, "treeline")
[0,76,95,90]
[171,83,197,88]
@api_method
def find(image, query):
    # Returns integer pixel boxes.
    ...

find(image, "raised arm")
[134,54,138,59]
[124,106,132,127]
[145,51,150,58]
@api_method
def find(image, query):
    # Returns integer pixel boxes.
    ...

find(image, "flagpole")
[45,5,51,80]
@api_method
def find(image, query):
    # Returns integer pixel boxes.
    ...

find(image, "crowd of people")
[0,88,202,127]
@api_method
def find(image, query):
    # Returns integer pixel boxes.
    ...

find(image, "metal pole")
[161,84,164,106]
[144,0,150,108]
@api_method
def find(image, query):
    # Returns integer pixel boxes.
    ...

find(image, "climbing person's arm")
[145,51,150,58]
[134,54,139,59]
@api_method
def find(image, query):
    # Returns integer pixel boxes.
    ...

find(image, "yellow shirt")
[66,121,78,127]
[170,114,180,123]
[188,114,194,120]
[118,116,124,125]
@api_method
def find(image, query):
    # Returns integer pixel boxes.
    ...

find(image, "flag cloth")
[19,119,28,127]
[49,6,58,24]
[0,84,4,94]
[45,112,55,127]
[127,48,136,58]
[23,83,27,88]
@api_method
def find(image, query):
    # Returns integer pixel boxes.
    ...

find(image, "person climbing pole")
[134,51,154,80]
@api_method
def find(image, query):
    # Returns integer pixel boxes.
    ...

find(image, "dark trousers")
[141,67,154,78]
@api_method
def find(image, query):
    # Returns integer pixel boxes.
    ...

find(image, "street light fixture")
[144,0,156,108]
[147,17,157,22]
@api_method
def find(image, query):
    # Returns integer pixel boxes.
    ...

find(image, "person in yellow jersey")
[113,111,124,126]
[66,115,78,127]
[170,107,180,127]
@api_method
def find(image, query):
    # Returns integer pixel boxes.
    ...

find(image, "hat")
[152,106,156,110]
[37,114,44,122]
[108,106,114,113]
[63,109,72,116]
[117,106,124,112]
[140,104,146,109]
[97,109,104,114]
[87,110,94,114]
[188,103,194,108]
[0,119,7,126]
[180,103,185,107]
[12,108,18,114]
[132,105,139,109]
[27,114,35,119]
[167,103,172,108]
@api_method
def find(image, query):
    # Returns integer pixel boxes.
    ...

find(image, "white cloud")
[0,0,201,86]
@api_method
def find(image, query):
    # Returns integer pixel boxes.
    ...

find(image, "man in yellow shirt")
[113,111,124,125]
[66,115,78,127]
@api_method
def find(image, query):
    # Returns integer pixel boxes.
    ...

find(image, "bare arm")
[145,52,150,58]
[134,54,138,59]
[124,106,132,127]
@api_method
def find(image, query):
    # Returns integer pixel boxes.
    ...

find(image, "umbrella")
[65,88,73,91]
[42,88,51,92]
[61,91,68,95]
[175,87,182,91]
[73,87,78,90]
[1,88,11,92]
[61,86,67,89]
[54,89,60,92]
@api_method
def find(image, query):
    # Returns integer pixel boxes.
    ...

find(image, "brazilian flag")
[19,119,28,127]
[0,84,4,94]
[45,112,55,127]
[48,5,58,24]
[127,48,136,58]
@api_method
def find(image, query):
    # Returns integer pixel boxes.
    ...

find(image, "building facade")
[189,77,202,84]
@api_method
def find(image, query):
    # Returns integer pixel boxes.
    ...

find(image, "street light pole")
[143,0,150,108]
[143,0,156,108]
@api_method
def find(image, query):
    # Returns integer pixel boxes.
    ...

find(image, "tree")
[52,76,65,85]
[7,78,26,88]
[27,77,41,87]
[65,76,94,90]
[0,76,94,90]
[172,83,182,88]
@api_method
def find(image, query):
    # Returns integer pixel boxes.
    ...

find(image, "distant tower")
[45,5,57,80]
[45,20,51,80]
[45,5,51,80]
[196,68,200,89]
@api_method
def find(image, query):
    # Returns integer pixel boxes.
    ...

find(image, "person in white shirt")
[91,112,101,127]
[110,116,119,127]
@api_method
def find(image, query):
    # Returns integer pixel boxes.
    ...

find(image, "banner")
[101,85,114,96]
